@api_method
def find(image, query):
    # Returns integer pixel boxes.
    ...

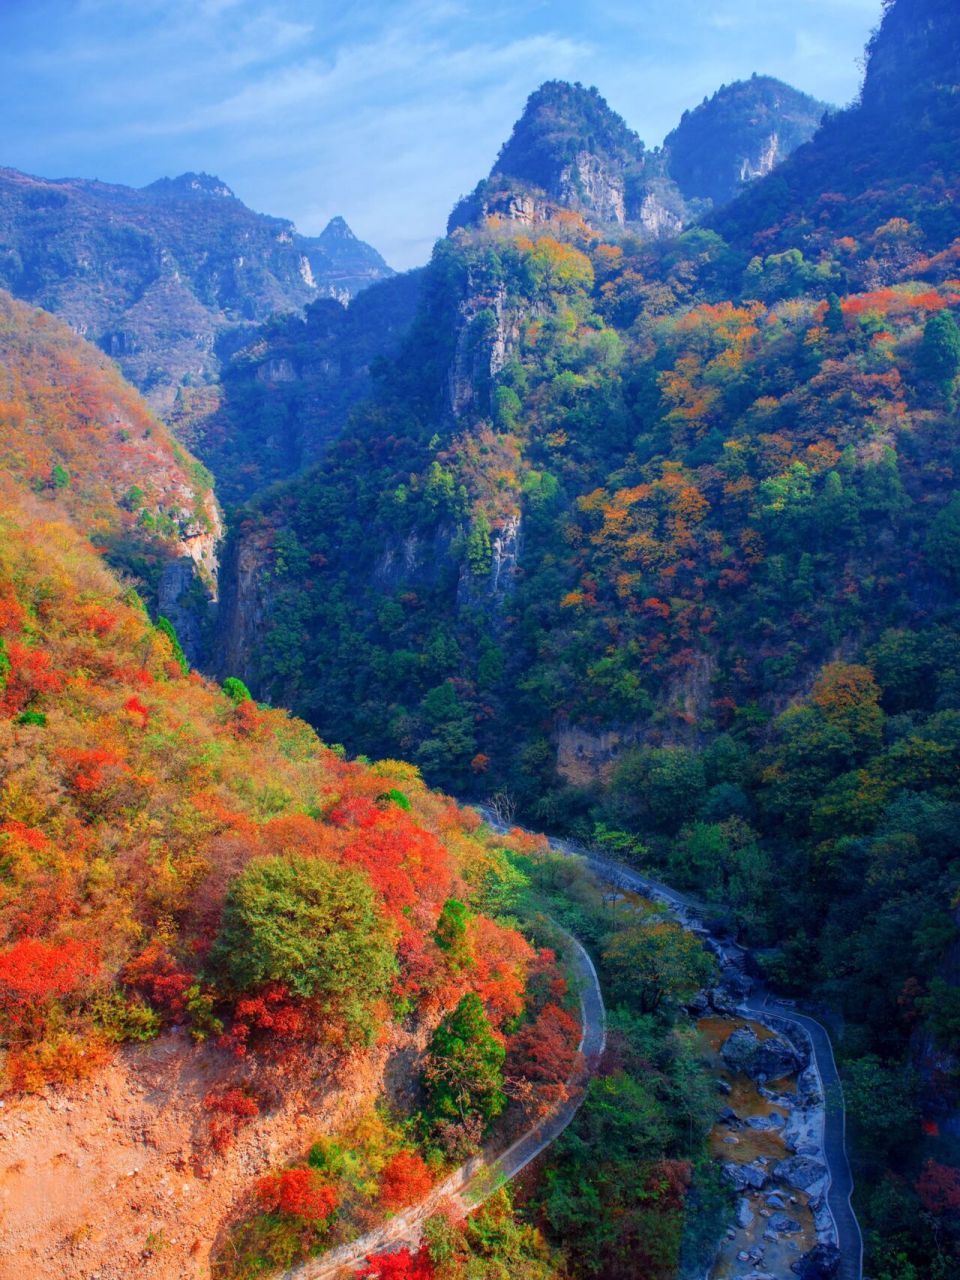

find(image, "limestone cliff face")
[449,280,536,418]
[215,525,275,690]
[457,511,522,610]
[557,151,628,224]
[158,488,223,666]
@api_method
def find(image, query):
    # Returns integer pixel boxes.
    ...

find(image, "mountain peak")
[493,80,646,193]
[320,215,358,241]
[142,171,236,200]
[664,75,830,206]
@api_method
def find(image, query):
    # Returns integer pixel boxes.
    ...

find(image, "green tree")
[845,1055,919,1167]
[919,309,960,395]
[466,511,493,577]
[212,855,396,1041]
[602,916,716,1014]
[222,676,252,704]
[608,747,706,835]
[423,991,506,1128]
[925,493,960,583]
[434,898,471,967]
[155,615,189,673]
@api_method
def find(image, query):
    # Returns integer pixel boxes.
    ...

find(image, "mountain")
[170,268,424,508]
[0,288,220,657]
[449,76,828,240]
[663,75,829,207]
[449,80,686,237]
[211,5,960,1273]
[0,166,393,413]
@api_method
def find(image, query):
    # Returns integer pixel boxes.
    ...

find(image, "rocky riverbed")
[698,1014,836,1280]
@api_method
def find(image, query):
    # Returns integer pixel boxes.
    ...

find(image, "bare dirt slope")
[0,1027,411,1280]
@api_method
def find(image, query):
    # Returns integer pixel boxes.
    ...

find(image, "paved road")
[479,809,864,1280]
[743,992,864,1280]
[280,929,605,1279]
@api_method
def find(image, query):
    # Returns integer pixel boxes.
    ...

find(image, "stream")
[476,808,856,1280]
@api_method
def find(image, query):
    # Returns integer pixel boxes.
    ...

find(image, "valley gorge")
[1,2,959,1278]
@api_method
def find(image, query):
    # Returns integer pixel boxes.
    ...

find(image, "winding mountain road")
[280,929,605,1279]
[503,816,864,1280]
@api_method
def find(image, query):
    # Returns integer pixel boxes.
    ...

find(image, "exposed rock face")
[457,511,523,610]
[721,1026,809,1081]
[0,166,393,413]
[215,525,276,690]
[557,151,627,224]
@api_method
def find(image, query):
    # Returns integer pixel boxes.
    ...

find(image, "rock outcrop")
[722,1026,809,1081]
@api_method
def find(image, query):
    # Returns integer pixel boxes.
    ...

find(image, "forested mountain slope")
[0,167,392,413]
[213,3,960,1272]
[0,288,220,656]
[171,75,819,511]
[664,75,829,207]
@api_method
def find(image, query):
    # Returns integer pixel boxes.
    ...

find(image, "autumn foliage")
[256,1167,338,1222]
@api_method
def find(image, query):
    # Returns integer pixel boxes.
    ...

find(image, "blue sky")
[0,0,881,269]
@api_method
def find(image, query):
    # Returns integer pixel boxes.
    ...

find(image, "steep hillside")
[213,5,960,1272]
[0,478,589,1277]
[0,166,393,413]
[664,75,829,207]
[170,268,424,507]
[713,0,960,251]
[0,289,220,656]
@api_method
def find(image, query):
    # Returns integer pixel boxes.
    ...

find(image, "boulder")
[723,1160,769,1191]
[769,1212,802,1233]
[722,1026,807,1081]
[736,1197,755,1228]
[791,1243,841,1279]
[746,1112,784,1130]
[773,1155,828,1193]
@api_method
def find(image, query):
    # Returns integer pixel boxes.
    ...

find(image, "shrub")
[212,855,396,1041]
[379,1150,433,1211]
[256,1167,338,1223]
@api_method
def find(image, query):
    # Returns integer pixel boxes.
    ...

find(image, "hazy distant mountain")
[0,166,393,412]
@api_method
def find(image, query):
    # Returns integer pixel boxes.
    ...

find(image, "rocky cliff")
[0,166,393,414]
[449,76,823,239]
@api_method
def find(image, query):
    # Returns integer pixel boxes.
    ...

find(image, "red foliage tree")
[0,936,98,1019]
[379,1150,433,1211]
[916,1160,960,1215]
[256,1167,338,1222]
[203,1086,260,1152]
[507,1002,580,1096]
[357,1247,435,1279]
